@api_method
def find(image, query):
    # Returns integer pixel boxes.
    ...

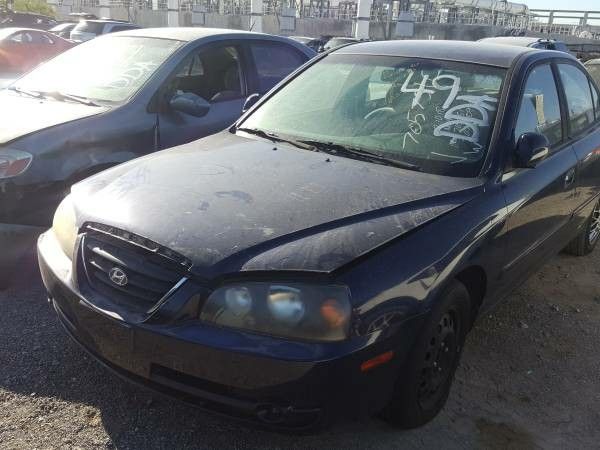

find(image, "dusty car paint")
[38,41,600,429]
[72,131,483,276]
[0,94,109,145]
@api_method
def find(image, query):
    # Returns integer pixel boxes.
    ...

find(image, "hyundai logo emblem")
[109,267,128,286]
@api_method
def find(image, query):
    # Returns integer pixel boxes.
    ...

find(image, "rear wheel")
[382,280,471,429]
[565,199,600,256]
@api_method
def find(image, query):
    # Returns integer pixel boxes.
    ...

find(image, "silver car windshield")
[241,54,506,177]
[14,36,182,103]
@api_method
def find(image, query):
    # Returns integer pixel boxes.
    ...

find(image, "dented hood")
[72,132,483,276]
[0,90,108,145]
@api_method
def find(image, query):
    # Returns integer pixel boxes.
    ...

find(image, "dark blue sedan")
[0,28,314,287]
[38,40,600,430]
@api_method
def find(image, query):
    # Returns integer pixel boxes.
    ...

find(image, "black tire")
[381,279,471,429]
[565,199,600,257]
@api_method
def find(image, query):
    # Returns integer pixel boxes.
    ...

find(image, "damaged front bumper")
[38,229,425,430]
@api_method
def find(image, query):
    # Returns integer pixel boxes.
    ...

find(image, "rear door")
[556,62,600,229]
[245,40,308,97]
[156,41,249,149]
[501,61,580,280]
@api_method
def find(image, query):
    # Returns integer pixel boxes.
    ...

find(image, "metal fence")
[59,1,600,40]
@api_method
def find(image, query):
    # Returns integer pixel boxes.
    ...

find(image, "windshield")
[13,36,182,103]
[241,54,505,177]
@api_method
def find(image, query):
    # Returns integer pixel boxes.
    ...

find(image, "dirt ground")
[0,247,599,449]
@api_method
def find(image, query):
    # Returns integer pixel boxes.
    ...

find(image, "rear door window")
[249,42,305,93]
[558,64,595,136]
[9,32,32,43]
[515,64,563,148]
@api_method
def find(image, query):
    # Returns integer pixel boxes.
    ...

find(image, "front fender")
[336,181,507,332]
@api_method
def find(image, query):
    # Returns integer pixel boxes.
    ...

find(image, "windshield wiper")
[236,127,315,150]
[298,140,422,171]
[42,91,101,107]
[7,86,46,99]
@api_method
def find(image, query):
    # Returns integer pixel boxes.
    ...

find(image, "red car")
[0,27,74,74]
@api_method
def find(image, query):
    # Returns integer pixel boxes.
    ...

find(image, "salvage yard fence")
[56,0,600,41]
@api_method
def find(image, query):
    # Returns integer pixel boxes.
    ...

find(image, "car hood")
[0,90,109,145]
[72,132,483,277]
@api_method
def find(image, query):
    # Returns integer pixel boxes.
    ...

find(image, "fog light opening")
[255,404,291,424]
[360,350,394,372]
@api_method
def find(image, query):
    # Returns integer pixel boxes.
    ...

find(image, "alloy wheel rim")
[417,311,459,409]
[589,202,600,246]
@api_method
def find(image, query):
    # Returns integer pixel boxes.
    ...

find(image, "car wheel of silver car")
[565,199,600,257]
[381,279,471,429]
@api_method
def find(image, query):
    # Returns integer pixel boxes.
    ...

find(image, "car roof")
[586,58,600,65]
[0,27,51,41]
[50,23,75,29]
[0,27,49,34]
[8,11,53,19]
[81,19,135,24]
[479,36,562,47]
[334,40,538,68]
[290,36,317,41]
[116,27,276,42]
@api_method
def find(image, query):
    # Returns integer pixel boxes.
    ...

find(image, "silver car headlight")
[200,282,352,342]
[52,195,78,259]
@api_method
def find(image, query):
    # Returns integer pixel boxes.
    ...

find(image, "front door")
[501,62,580,281]
[157,42,247,149]
[555,62,600,229]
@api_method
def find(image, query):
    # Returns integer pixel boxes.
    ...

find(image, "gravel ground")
[1,248,599,449]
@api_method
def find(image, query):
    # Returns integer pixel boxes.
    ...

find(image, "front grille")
[81,226,187,315]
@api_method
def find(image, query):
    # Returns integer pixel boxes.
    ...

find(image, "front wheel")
[381,280,471,429]
[565,199,600,257]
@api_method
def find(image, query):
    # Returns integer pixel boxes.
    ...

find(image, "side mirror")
[515,132,550,168]
[242,93,260,113]
[169,92,210,118]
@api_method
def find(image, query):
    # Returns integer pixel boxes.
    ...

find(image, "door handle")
[564,168,576,188]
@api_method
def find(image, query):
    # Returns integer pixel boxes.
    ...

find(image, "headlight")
[200,282,352,342]
[52,195,78,259]
[0,149,33,179]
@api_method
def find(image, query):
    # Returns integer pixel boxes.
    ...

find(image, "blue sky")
[522,0,598,9]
